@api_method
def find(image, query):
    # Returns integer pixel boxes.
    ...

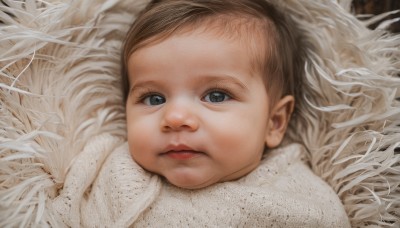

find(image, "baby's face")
[126,29,272,189]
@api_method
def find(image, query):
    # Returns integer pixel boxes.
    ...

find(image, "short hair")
[121,0,305,108]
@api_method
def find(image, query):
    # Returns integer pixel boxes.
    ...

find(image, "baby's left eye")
[203,91,231,103]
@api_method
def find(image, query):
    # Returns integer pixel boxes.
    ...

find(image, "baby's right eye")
[142,94,166,106]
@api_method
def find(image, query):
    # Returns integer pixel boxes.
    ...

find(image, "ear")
[265,95,295,148]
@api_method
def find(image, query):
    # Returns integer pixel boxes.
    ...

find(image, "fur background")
[1,0,399,227]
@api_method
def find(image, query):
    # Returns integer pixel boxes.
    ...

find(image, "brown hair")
[121,0,305,108]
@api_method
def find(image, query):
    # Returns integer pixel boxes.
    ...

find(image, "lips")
[161,144,204,160]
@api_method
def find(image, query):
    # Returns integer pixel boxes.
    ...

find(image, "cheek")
[205,110,268,158]
[126,115,157,158]
[126,105,156,141]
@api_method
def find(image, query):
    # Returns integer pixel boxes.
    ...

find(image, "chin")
[165,175,217,190]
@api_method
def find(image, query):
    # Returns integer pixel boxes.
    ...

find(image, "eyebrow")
[196,74,249,91]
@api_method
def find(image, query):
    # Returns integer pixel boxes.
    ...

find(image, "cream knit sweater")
[53,137,350,227]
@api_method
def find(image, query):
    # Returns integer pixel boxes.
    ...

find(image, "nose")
[160,101,199,132]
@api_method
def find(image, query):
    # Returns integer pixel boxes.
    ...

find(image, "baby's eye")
[203,91,231,103]
[142,94,166,106]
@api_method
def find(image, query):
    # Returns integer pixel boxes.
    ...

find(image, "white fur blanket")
[1,0,399,227]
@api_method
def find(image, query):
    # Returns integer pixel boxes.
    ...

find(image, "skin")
[126,28,294,189]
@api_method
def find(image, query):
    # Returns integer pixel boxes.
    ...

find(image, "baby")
[121,0,299,190]
[54,0,351,226]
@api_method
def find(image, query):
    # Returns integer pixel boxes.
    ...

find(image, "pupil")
[210,92,224,102]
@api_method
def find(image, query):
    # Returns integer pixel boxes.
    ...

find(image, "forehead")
[128,28,255,78]
[132,14,271,74]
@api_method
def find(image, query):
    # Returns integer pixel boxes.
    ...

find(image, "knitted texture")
[54,143,350,227]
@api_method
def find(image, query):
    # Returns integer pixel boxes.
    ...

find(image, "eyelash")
[135,90,162,104]
[203,85,235,99]
[202,87,235,99]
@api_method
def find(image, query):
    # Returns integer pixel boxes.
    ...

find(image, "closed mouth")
[160,144,205,160]
[162,150,203,160]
